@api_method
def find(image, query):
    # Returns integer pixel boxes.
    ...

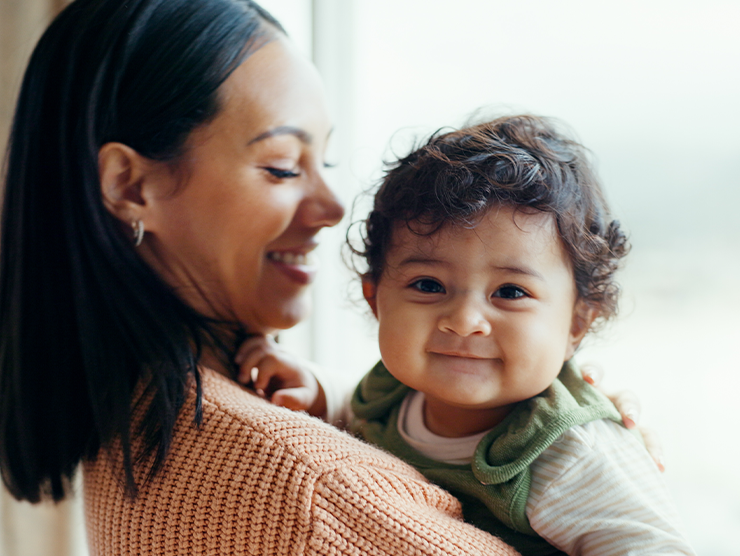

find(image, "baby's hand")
[234,335,326,417]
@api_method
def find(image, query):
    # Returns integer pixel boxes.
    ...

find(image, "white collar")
[397,390,490,465]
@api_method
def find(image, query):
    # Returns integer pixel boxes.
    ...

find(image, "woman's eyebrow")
[248,125,313,145]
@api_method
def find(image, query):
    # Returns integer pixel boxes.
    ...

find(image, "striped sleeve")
[309,364,357,429]
[526,419,695,556]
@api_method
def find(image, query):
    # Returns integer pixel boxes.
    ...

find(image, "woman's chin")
[256,296,312,333]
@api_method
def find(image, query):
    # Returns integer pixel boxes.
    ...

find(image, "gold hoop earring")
[132,219,144,247]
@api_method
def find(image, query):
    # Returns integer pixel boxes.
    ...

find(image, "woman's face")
[142,36,344,334]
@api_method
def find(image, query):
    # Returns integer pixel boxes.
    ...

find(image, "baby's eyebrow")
[397,256,546,281]
[397,256,447,267]
[492,265,545,281]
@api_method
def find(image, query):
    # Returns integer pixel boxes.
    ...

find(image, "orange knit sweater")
[83,368,519,555]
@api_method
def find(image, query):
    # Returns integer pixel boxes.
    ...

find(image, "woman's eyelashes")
[264,167,300,179]
[263,161,335,180]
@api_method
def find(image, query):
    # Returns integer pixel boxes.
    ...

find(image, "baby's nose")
[438,296,492,337]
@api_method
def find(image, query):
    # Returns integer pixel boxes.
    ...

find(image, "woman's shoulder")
[196,367,411,472]
[85,366,431,503]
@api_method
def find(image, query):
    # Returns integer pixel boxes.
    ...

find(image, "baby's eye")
[494,285,527,300]
[264,167,300,179]
[411,279,445,294]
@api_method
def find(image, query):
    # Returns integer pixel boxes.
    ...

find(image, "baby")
[236,115,694,555]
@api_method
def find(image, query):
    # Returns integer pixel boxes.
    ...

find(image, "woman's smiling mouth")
[267,248,319,285]
[267,250,315,266]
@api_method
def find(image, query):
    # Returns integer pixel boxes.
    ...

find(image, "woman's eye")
[264,167,300,179]
[411,279,445,294]
[494,285,527,300]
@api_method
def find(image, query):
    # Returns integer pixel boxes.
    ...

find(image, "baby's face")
[363,205,593,436]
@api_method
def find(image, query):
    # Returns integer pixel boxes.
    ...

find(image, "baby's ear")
[566,299,597,360]
[361,278,378,318]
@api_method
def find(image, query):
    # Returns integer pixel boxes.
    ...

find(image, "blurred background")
[1,0,738,554]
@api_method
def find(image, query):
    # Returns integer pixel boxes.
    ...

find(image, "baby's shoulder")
[527,419,658,523]
[531,418,648,481]
[531,419,657,483]
[557,418,638,450]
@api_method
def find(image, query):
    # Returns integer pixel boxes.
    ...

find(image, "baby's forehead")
[387,208,558,250]
[382,208,572,278]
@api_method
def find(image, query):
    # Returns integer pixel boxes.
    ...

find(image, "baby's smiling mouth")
[428,351,499,377]
[431,350,491,360]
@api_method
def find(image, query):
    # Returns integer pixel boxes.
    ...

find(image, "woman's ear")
[98,142,150,223]
[362,278,378,318]
[565,299,597,360]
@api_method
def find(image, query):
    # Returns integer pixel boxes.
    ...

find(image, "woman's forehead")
[215,37,330,137]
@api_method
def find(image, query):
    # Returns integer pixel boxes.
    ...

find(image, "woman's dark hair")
[353,115,629,322]
[0,0,282,502]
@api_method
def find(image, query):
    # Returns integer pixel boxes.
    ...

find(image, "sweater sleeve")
[309,459,520,556]
[526,419,695,556]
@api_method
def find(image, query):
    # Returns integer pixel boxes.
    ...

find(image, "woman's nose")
[438,296,492,337]
[303,172,345,229]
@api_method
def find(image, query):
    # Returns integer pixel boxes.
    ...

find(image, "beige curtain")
[1,0,69,157]
[0,2,86,555]
[0,488,87,556]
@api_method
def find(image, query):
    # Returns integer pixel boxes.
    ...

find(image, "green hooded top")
[351,360,624,556]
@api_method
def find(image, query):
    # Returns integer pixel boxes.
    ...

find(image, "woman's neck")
[198,347,234,378]
[193,323,248,379]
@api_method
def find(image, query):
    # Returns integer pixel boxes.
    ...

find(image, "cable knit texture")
[83,368,520,555]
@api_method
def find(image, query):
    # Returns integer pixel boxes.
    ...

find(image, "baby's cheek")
[377,323,404,366]
[503,321,558,376]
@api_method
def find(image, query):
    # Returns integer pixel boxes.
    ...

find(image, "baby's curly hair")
[352,114,630,323]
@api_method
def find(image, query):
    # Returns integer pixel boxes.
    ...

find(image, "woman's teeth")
[268,251,313,265]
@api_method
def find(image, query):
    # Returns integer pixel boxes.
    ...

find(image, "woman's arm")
[310,459,520,555]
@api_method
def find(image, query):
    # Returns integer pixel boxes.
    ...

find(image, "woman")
[0,0,653,554]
